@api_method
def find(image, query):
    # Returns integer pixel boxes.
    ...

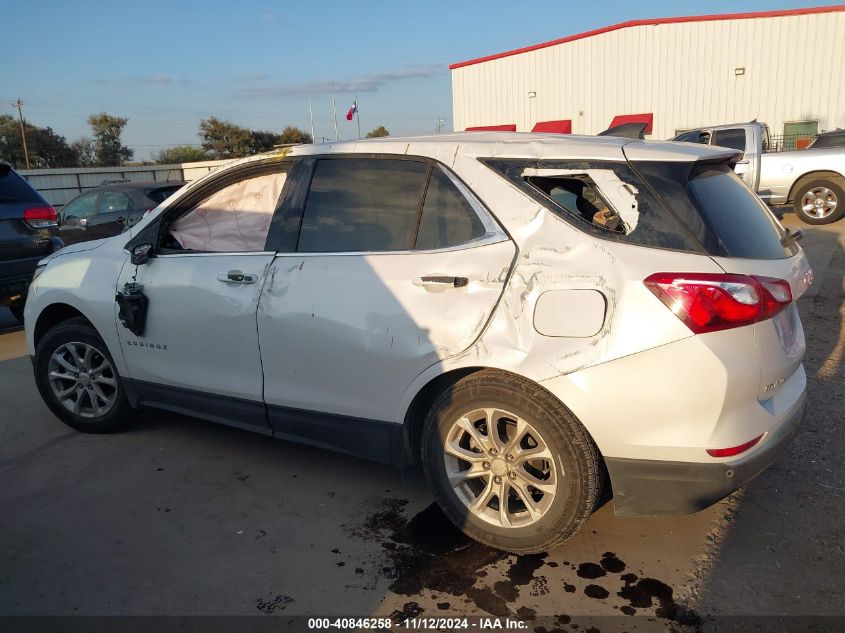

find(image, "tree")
[87,112,133,166]
[278,126,312,145]
[155,145,210,164]
[366,125,389,138]
[198,117,253,159]
[250,130,281,153]
[0,115,79,168]
[71,137,97,167]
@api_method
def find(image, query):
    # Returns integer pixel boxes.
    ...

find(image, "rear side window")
[416,167,486,250]
[100,191,133,213]
[711,128,747,152]
[298,158,428,252]
[482,158,702,253]
[635,162,793,259]
[148,186,181,204]
[0,168,42,203]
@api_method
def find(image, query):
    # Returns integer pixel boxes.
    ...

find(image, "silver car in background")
[674,121,845,224]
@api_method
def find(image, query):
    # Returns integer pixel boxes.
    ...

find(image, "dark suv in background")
[59,180,185,245]
[0,162,62,323]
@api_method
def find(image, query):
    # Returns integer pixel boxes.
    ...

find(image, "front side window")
[415,168,487,250]
[298,158,428,252]
[168,169,288,252]
[62,192,98,219]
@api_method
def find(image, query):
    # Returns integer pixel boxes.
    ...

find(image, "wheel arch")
[402,366,485,466]
[400,365,608,476]
[787,170,845,203]
[33,303,96,350]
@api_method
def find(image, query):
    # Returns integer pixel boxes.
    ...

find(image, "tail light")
[23,206,58,229]
[644,272,792,334]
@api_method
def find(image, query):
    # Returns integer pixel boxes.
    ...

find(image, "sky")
[1,0,829,160]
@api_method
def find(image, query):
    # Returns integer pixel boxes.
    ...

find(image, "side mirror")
[130,243,153,266]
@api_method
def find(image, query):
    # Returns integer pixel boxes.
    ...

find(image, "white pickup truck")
[673,122,845,224]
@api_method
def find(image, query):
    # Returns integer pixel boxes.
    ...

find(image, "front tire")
[792,177,844,224]
[34,317,132,433]
[421,371,600,554]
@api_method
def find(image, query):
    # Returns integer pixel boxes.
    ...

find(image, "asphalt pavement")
[0,214,842,631]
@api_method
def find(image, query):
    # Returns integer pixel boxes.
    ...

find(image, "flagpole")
[308,96,315,144]
[356,95,361,139]
[331,80,339,141]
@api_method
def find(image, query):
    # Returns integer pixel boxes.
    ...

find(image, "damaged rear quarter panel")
[397,142,722,427]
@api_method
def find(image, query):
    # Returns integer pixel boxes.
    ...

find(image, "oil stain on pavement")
[344,497,703,628]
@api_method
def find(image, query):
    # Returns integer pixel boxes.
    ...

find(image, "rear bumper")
[0,256,42,304]
[605,391,806,516]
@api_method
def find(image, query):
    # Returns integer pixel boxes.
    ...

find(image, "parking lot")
[1,213,842,628]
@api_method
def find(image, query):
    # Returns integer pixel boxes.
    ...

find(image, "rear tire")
[34,317,132,433]
[421,370,600,554]
[792,177,844,224]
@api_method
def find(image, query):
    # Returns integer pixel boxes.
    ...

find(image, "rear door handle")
[217,270,258,284]
[415,275,469,288]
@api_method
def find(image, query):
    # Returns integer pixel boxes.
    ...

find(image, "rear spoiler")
[622,142,743,165]
[598,123,647,140]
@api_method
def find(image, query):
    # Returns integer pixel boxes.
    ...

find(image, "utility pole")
[331,80,339,141]
[12,99,30,169]
[308,96,316,144]
[434,117,446,134]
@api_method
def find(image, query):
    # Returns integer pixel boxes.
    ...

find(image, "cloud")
[233,72,269,84]
[261,11,280,24]
[93,75,193,87]
[242,63,446,97]
[133,75,194,86]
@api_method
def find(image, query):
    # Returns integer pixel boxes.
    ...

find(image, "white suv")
[25,133,811,553]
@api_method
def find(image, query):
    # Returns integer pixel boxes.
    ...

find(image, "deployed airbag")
[171,172,286,252]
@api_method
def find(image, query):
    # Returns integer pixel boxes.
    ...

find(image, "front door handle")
[217,270,258,284]
[415,275,469,289]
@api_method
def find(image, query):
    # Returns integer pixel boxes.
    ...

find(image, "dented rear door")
[257,157,516,425]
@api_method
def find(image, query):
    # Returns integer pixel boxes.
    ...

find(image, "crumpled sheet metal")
[398,139,704,391]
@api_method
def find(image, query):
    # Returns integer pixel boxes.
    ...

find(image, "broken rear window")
[481,158,702,253]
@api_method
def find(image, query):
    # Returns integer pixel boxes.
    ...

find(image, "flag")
[345,100,357,121]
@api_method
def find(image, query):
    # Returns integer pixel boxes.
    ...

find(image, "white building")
[450,6,845,145]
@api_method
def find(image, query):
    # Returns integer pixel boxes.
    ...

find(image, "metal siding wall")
[452,11,845,139]
[19,160,231,208]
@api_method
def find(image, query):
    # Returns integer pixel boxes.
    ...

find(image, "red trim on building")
[532,120,572,134]
[449,5,845,70]
[610,113,653,134]
[465,124,517,132]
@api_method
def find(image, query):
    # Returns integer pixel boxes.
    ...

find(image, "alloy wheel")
[443,407,559,528]
[801,186,838,219]
[48,342,118,418]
